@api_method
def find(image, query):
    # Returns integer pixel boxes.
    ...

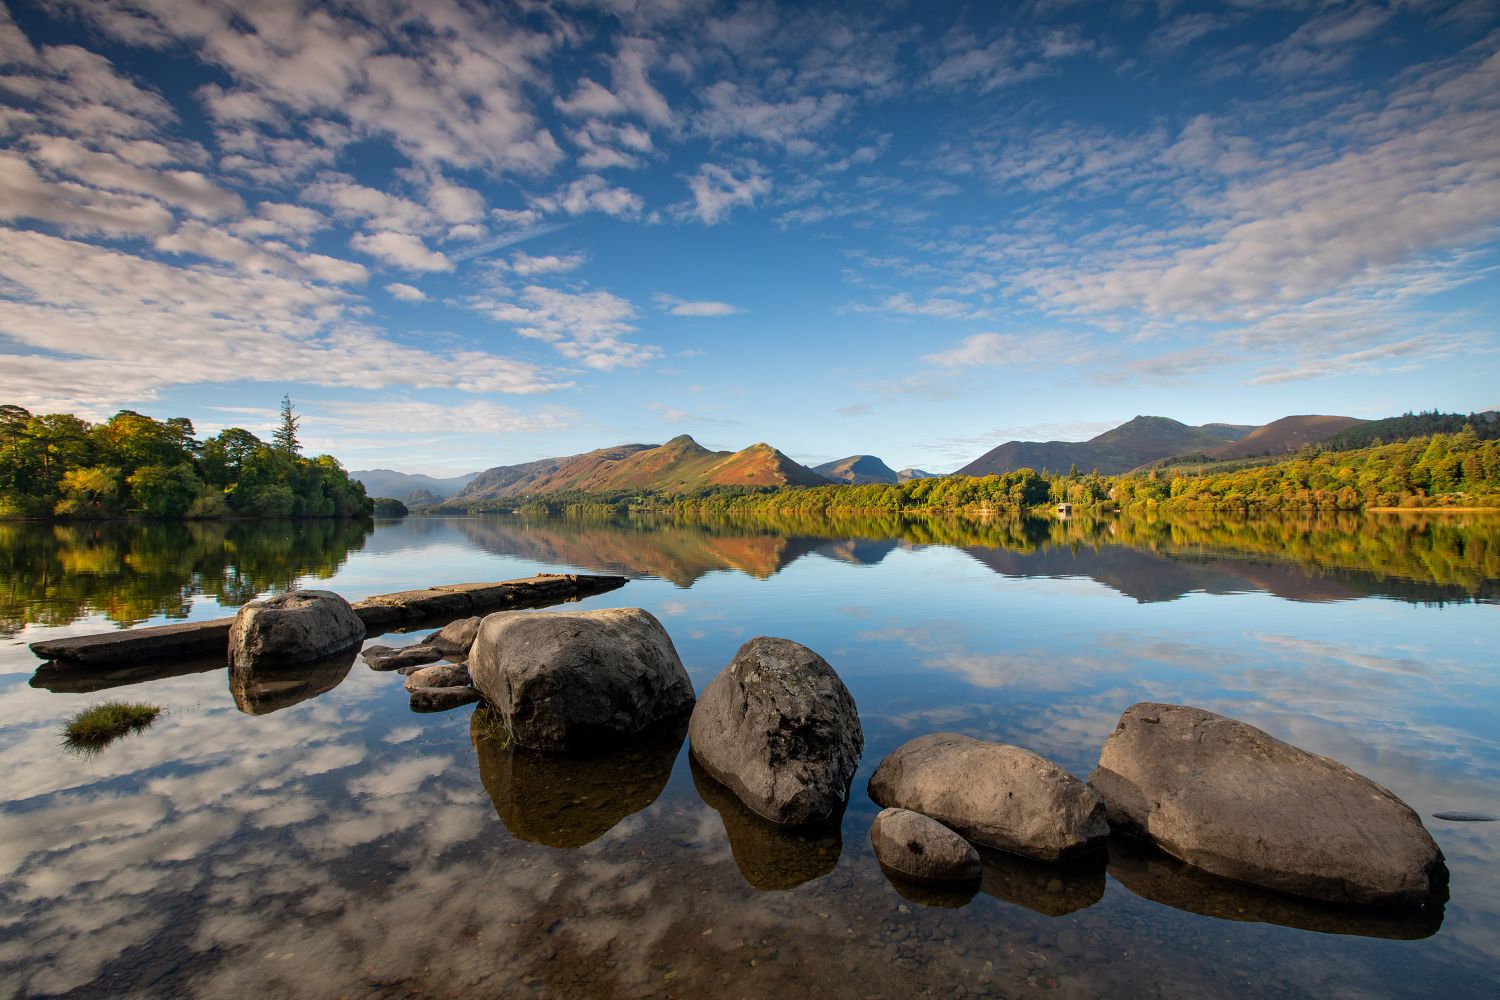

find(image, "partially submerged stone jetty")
[28,573,627,666]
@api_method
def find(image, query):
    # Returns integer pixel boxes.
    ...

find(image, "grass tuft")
[62,701,162,756]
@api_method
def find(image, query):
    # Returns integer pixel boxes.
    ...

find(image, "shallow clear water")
[1,512,1497,998]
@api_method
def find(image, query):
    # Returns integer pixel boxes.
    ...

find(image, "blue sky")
[1,0,1497,475]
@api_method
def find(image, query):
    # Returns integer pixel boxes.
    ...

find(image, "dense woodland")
[0,400,371,520]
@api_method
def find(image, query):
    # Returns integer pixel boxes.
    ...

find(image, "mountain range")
[364,412,1449,503]
[349,468,479,502]
[450,434,829,501]
[956,416,1257,477]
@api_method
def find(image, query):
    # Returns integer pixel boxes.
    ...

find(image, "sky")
[1,0,1497,475]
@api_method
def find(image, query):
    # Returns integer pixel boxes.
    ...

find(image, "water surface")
[1,511,1497,998]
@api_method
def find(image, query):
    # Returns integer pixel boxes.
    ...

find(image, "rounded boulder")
[689,636,863,825]
[228,589,365,670]
[868,733,1108,863]
[1088,702,1445,906]
[871,807,981,883]
[468,607,694,750]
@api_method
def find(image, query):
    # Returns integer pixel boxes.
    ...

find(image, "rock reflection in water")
[690,756,842,891]
[471,706,686,848]
[977,844,1106,916]
[877,864,981,909]
[228,646,357,715]
[1107,836,1446,939]
[30,651,224,693]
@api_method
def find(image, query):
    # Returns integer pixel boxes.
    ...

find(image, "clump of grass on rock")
[62,701,162,756]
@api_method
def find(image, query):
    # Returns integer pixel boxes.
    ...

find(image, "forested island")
[0,399,371,520]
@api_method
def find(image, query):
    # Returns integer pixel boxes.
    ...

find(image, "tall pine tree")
[273,395,301,456]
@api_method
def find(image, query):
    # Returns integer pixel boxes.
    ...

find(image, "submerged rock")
[426,616,482,655]
[870,807,981,883]
[469,607,694,751]
[410,685,480,713]
[1088,702,1446,906]
[976,843,1107,917]
[689,636,863,825]
[229,590,365,669]
[363,644,443,671]
[691,756,842,891]
[471,705,686,848]
[403,661,471,692]
[868,733,1107,862]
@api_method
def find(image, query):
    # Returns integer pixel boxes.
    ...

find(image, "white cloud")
[852,293,991,321]
[384,282,426,301]
[493,251,586,276]
[349,231,452,272]
[532,174,644,219]
[653,294,740,317]
[469,284,659,370]
[0,229,565,415]
[318,399,574,435]
[679,163,769,225]
[694,81,847,147]
[923,331,1098,368]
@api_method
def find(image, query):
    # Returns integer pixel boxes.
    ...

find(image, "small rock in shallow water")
[404,660,471,692]
[364,644,443,671]
[1432,811,1498,822]
[410,685,479,712]
[870,807,981,883]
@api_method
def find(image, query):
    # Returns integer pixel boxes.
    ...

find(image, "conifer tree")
[273,395,301,456]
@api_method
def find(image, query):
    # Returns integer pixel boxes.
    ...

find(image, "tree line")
[0,398,371,519]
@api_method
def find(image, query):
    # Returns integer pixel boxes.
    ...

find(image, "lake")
[1,511,1497,998]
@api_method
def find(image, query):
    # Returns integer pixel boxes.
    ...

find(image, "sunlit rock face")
[689,637,863,825]
[690,757,842,891]
[1089,702,1447,906]
[868,733,1108,863]
[472,706,686,848]
[228,589,366,670]
[469,607,694,751]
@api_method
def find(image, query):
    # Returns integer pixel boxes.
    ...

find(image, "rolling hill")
[812,455,900,484]
[957,416,1255,477]
[450,435,831,501]
[897,468,939,481]
[350,468,479,500]
[1203,415,1368,459]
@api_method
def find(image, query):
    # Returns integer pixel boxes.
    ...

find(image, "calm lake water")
[1,511,1497,998]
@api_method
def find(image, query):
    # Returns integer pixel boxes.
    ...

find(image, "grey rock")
[689,636,863,825]
[1088,702,1445,906]
[410,685,480,712]
[870,807,981,883]
[868,733,1107,862]
[469,607,694,750]
[404,661,471,692]
[426,616,482,655]
[1432,811,1497,822]
[363,644,442,671]
[228,590,365,670]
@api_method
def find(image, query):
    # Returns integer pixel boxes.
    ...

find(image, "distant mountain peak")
[812,454,899,484]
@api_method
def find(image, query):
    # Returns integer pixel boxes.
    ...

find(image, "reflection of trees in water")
[0,519,371,635]
[456,510,1498,604]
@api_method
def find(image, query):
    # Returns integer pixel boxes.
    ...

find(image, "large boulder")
[870,807,980,883]
[689,636,863,825]
[403,661,470,692]
[1088,702,1445,906]
[867,733,1108,862]
[468,607,694,750]
[229,590,365,669]
[426,616,482,655]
